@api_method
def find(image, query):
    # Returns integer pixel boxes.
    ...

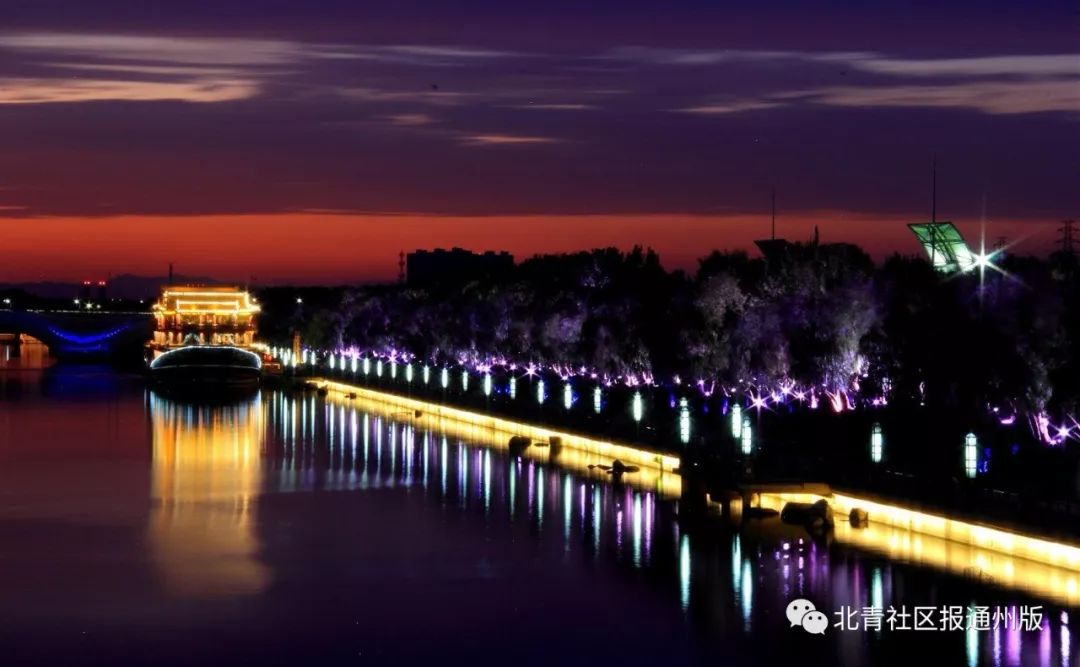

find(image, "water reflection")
[0,338,52,369]
[148,393,269,597]
[138,387,1080,665]
[5,367,1078,665]
[756,491,1080,606]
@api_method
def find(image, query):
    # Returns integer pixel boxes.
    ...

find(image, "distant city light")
[461,369,469,392]
[483,373,492,397]
[632,391,643,423]
[731,404,743,439]
[423,364,430,384]
[563,382,573,410]
[509,376,517,399]
[871,422,884,463]
[406,363,414,383]
[440,367,449,389]
[741,417,753,454]
[363,357,371,375]
[376,359,383,377]
[593,386,602,414]
[537,379,546,405]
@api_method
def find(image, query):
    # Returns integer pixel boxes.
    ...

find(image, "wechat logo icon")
[787,598,828,635]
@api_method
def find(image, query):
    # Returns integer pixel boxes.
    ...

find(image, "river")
[0,344,1074,666]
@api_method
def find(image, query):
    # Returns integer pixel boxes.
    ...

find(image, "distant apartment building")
[406,248,514,287]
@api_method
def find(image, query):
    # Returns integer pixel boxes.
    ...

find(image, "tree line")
[258,244,1080,441]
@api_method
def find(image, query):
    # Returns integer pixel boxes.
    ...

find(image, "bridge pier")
[11,331,21,357]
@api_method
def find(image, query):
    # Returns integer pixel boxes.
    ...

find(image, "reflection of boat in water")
[147,393,269,597]
[150,345,262,391]
[146,285,266,393]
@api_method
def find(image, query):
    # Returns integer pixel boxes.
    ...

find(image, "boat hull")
[149,346,263,395]
[150,364,261,390]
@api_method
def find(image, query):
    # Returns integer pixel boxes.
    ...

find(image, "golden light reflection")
[148,393,269,598]
[316,379,682,499]
[0,337,52,369]
[755,490,1080,605]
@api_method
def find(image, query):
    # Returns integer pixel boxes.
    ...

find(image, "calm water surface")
[0,350,1075,666]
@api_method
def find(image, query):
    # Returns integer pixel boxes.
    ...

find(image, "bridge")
[0,309,153,358]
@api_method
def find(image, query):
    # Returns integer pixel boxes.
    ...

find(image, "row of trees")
[260,244,1080,434]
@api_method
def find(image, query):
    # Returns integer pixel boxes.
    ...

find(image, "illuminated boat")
[146,285,264,392]
[149,345,262,390]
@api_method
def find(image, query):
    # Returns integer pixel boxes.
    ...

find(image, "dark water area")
[0,347,1077,666]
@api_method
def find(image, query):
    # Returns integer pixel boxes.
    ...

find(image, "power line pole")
[398,250,407,284]
[770,189,776,241]
[1058,219,1076,256]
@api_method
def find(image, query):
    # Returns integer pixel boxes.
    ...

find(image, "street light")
[871,423,884,463]
[964,433,978,478]
[741,417,753,454]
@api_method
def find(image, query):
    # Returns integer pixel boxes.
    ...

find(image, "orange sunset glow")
[0,212,1055,283]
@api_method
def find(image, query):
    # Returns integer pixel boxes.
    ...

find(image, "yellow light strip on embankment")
[754,491,1080,605]
[315,378,682,499]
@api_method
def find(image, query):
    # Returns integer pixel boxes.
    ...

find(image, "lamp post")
[679,397,691,445]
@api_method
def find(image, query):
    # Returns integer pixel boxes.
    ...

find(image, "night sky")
[0,1,1076,283]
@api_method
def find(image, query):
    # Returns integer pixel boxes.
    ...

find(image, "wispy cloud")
[0,33,299,66]
[381,45,520,59]
[852,55,1080,78]
[509,103,597,111]
[461,134,562,146]
[0,32,527,69]
[655,47,1080,118]
[602,47,1080,80]
[386,113,436,126]
[43,62,252,77]
[340,87,472,106]
[677,78,1080,117]
[784,80,1080,115]
[0,77,257,104]
[676,100,783,115]
[602,46,874,67]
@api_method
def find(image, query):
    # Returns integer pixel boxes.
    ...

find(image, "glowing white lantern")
[679,397,691,444]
